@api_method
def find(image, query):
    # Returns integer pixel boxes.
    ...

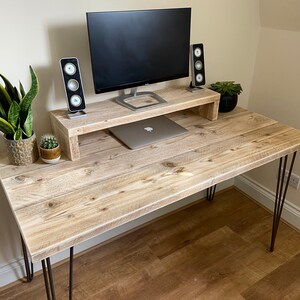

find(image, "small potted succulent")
[209,81,243,112]
[0,66,39,165]
[39,134,61,164]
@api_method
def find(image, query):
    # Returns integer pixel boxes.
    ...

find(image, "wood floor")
[1,187,300,300]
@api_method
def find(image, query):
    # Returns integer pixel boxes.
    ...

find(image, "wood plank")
[0,111,283,201]
[50,86,220,137]
[8,131,300,260]
[4,121,293,214]
[1,109,300,263]
[49,86,220,160]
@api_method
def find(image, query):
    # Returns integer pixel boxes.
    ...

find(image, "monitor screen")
[86,8,191,94]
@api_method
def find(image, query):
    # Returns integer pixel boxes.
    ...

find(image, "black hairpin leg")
[206,185,217,201]
[20,234,34,282]
[41,247,74,300]
[42,260,51,300]
[69,247,74,300]
[41,257,56,300]
[270,152,297,252]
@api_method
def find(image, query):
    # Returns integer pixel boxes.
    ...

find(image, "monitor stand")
[115,87,167,111]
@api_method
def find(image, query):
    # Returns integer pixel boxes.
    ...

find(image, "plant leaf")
[0,117,15,136]
[0,101,7,120]
[22,108,32,137]
[20,66,39,113]
[8,101,20,128]
[210,81,242,96]
[14,125,23,140]
[0,82,12,113]
[14,87,21,103]
[19,81,25,98]
[0,74,19,102]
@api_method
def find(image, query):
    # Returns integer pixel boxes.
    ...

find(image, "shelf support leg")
[270,152,297,252]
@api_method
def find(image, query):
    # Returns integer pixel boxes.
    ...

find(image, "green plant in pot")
[0,66,39,165]
[209,81,243,112]
[39,134,61,164]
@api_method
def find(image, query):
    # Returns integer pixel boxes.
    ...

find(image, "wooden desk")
[1,107,300,299]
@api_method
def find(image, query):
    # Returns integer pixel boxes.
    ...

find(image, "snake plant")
[0,66,39,140]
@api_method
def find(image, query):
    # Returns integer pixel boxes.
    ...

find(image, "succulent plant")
[209,81,242,97]
[40,134,59,149]
[0,66,39,140]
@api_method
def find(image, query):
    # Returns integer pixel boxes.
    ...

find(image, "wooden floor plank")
[242,252,300,300]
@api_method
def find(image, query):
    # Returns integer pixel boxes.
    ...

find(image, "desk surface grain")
[1,108,300,262]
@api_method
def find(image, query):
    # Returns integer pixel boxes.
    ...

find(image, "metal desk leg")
[41,247,74,300]
[270,152,297,252]
[42,260,52,300]
[20,234,34,282]
[41,257,56,300]
[69,247,74,300]
[206,185,217,201]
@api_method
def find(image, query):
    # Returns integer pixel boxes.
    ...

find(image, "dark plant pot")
[218,95,238,112]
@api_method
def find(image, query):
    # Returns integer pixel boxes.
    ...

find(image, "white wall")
[0,0,260,287]
[260,0,300,32]
[244,0,300,210]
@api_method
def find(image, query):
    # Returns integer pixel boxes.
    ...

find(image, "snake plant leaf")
[19,81,25,98]
[8,101,20,128]
[23,107,33,137]
[0,117,15,136]
[0,101,7,120]
[20,66,38,113]
[14,87,21,103]
[0,83,12,113]
[0,74,19,102]
[14,125,23,140]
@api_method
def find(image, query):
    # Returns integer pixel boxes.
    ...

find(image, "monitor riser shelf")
[50,86,220,161]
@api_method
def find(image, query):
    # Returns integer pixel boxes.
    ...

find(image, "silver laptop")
[109,116,188,149]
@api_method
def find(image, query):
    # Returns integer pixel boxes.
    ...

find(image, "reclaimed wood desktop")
[1,106,300,299]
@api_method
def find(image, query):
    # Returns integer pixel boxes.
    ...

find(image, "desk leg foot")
[270,152,297,252]
[206,185,217,201]
[41,258,56,300]
[20,234,34,282]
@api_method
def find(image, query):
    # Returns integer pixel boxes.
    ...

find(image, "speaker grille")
[191,44,205,87]
[60,57,86,113]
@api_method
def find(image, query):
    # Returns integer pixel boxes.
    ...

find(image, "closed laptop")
[109,116,188,149]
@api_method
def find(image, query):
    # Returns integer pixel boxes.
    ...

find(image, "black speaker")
[60,57,86,117]
[190,43,206,89]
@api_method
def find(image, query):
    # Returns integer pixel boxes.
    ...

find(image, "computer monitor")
[86,8,191,109]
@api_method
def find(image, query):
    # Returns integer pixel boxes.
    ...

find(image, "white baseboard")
[0,179,234,288]
[235,175,300,230]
